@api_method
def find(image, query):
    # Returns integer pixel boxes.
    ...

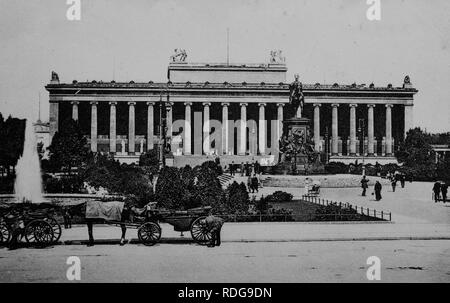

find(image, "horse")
[82,201,153,247]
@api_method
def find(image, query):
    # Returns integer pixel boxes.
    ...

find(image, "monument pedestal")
[275,116,312,174]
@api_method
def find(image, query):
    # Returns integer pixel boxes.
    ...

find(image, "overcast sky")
[0,0,449,132]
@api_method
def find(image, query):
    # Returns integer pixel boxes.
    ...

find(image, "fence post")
[367,208,369,216]
[381,211,384,220]
[389,212,391,221]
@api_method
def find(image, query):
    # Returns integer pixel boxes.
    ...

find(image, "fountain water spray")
[14,119,44,203]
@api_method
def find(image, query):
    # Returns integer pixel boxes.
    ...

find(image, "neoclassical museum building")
[45,52,417,166]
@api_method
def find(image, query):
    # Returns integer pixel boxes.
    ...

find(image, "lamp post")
[358,118,366,176]
[158,82,171,169]
[324,126,329,164]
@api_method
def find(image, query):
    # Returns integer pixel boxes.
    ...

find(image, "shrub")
[265,191,293,203]
[324,162,348,174]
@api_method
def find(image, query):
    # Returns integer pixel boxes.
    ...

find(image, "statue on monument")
[289,74,304,118]
[51,71,59,82]
[170,48,187,62]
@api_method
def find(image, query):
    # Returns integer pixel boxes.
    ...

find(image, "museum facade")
[45,54,417,166]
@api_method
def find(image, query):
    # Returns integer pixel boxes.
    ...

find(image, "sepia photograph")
[0,0,449,289]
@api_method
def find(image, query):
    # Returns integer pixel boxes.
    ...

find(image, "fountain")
[14,119,44,203]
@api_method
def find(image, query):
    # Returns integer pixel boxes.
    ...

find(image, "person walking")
[400,174,406,188]
[240,162,245,177]
[230,161,235,176]
[374,181,382,201]
[204,215,224,247]
[361,175,369,196]
[441,182,448,203]
[251,173,259,193]
[433,181,441,202]
[247,175,253,193]
[391,177,397,192]
[63,207,72,229]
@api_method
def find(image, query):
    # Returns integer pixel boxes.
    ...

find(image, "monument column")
[109,101,117,153]
[385,104,393,156]
[349,104,357,156]
[404,105,413,139]
[184,102,192,155]
[367,104,375,156]
[90,101,98,152]
[147,102,154,151]
[49,102,59,140]
[313,103,321,152]
[239,103,248,155]
[258,103,266,155]
[203,102,211,155]
[128,102,136,154]
[331,103,339,155]
[71,101,79,121]
[221,103,230,155]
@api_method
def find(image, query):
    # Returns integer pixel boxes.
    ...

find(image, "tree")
[47,119,91,174]
[396,128,435,166]
[0,115,25,176]
[222,181,249,214]
[190,163,225,210]
[155,167,186,209]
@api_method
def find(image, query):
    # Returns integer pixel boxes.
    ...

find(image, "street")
[1,240,448,283]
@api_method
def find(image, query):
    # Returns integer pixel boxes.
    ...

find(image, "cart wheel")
[190,216,212,245]
[44,217,62,244]
[25,220,54,247]
[137,222,161,246]
[0,222,10,244]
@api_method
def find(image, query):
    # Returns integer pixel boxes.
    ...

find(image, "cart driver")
[202,215,224,247]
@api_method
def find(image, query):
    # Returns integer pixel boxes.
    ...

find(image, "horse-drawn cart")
[139,205,214,245]
[84,201,214,246]
[0,204,62,247]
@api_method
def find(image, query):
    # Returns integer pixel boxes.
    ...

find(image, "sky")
[0,0,449,132]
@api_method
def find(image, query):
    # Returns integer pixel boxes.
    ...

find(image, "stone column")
[71,101,79,121]
[258,103,266,155]
[128,102,136,154]
[184,102,192,155]
[166,102,173,138]
[221,103,230,155]
[349,104,358,156]
[277,103,284,140]
[313,103,321,152]
[49,102,59,139]
[239,103,248,155]
[367,104,375,156]
[90,101,98,152]
[385,104,393,156]
[147,102,154,151]
[404,105,413,139]
[109,101,117,153]
[331,103,339,155]
[203,102,211,155]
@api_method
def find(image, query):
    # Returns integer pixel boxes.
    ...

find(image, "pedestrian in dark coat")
[441,182,448,203]
[361,175,369,196]
[391,178,397,192]
[230,161,235,176]
[240,162,245,176]
[400,174,406,188]
[251,174,259,193]
[374,181,382,201]
[433,181,441,202]
[63,207,72,229]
